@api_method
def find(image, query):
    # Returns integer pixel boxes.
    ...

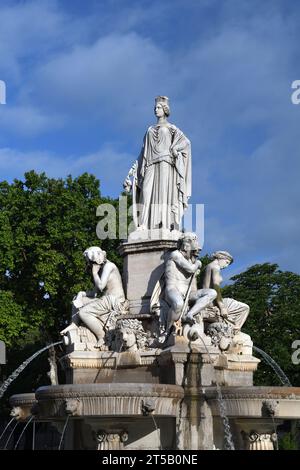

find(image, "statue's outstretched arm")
[123,161,138,193]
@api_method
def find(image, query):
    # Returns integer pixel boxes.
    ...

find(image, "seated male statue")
[156,232,217,341]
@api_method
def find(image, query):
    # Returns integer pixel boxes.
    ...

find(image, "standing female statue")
[124,96,192,232]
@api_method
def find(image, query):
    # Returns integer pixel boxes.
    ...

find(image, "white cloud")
[31,32,169,130]
[0,0,299,274]
[0,1,68,81]
[0,145,134,197]
[0,105,65,137]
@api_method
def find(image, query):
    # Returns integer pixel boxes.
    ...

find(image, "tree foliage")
[223,263,300,386]
[0,171,122,393]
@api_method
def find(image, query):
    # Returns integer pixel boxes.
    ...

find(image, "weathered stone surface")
[204,386,300,419]
[35,383,184,419]
[119,238,177,314]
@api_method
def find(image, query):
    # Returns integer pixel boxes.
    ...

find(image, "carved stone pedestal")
[119,238,177,314]
[214,353,260,386]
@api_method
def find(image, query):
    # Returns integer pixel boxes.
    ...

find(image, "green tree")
[278,431,298,450]
[0,171,124,395]
[222,263,300,386]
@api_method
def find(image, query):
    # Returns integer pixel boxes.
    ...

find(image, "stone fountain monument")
[9,96,300,450]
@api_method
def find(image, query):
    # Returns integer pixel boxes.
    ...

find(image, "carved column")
[96,430,128,450]
[235,412,282,450]
[242,431,277,450]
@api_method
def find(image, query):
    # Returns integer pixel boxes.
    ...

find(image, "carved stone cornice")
[158,351,188,364]
[9,393,36,406]
[214,354,260,372]
[60,350,161,370]
[119,239,177,255]
[36,383,184,400]
[216,362,259,372]
[61,357,116,369]
[203,386,300,400]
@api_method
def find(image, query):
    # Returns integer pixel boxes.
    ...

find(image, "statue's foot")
[158,325,177,347]
[158,332,168,344]
[219,336,231,351]
[60,324,77,336]
[94,338,105,349]
[182,313,194,325]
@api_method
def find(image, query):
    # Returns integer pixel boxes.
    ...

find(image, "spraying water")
[58,415,70,450]
[32,420,36,450]
[3,420,19,449]
[0,417,15,443]
[253,346,292,386]
[270,414,279,451]
[253,346,292,450]
[196,335,235,450]
[112,339,124,383]
[215,385,235,450]
[0,341,63,400]
[14,416,34,450]
[150,414,162,450]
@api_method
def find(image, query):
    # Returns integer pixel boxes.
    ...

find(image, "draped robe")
[133,123,191,230]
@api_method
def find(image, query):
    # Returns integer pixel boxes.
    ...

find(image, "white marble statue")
[124,96,191,232]
[151,232,217,341]
[112,319,150,352]
[200,251,250,332]
[182,250,251,350]
[60,247,128,349]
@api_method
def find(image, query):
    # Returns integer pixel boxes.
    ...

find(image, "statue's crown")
[155,95,169,105]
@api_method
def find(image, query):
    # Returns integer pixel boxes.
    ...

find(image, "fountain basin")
[202,386,300,419]
[34,383,184,419]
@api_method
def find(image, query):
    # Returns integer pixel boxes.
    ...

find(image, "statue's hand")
[130,161,138,174]
[60,323,77,336]
[220,307,228,319]
[92,263,101,274]
[194,259,202,271]
[123,176,132,193]
[76,291,86,298]
[172,148,179,159]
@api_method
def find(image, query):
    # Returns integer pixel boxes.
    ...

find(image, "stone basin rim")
[202,386,300,399]
[9,392,36,405]
[35,383,184,400]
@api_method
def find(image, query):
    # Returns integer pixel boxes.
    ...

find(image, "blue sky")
[0,0,299,280]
